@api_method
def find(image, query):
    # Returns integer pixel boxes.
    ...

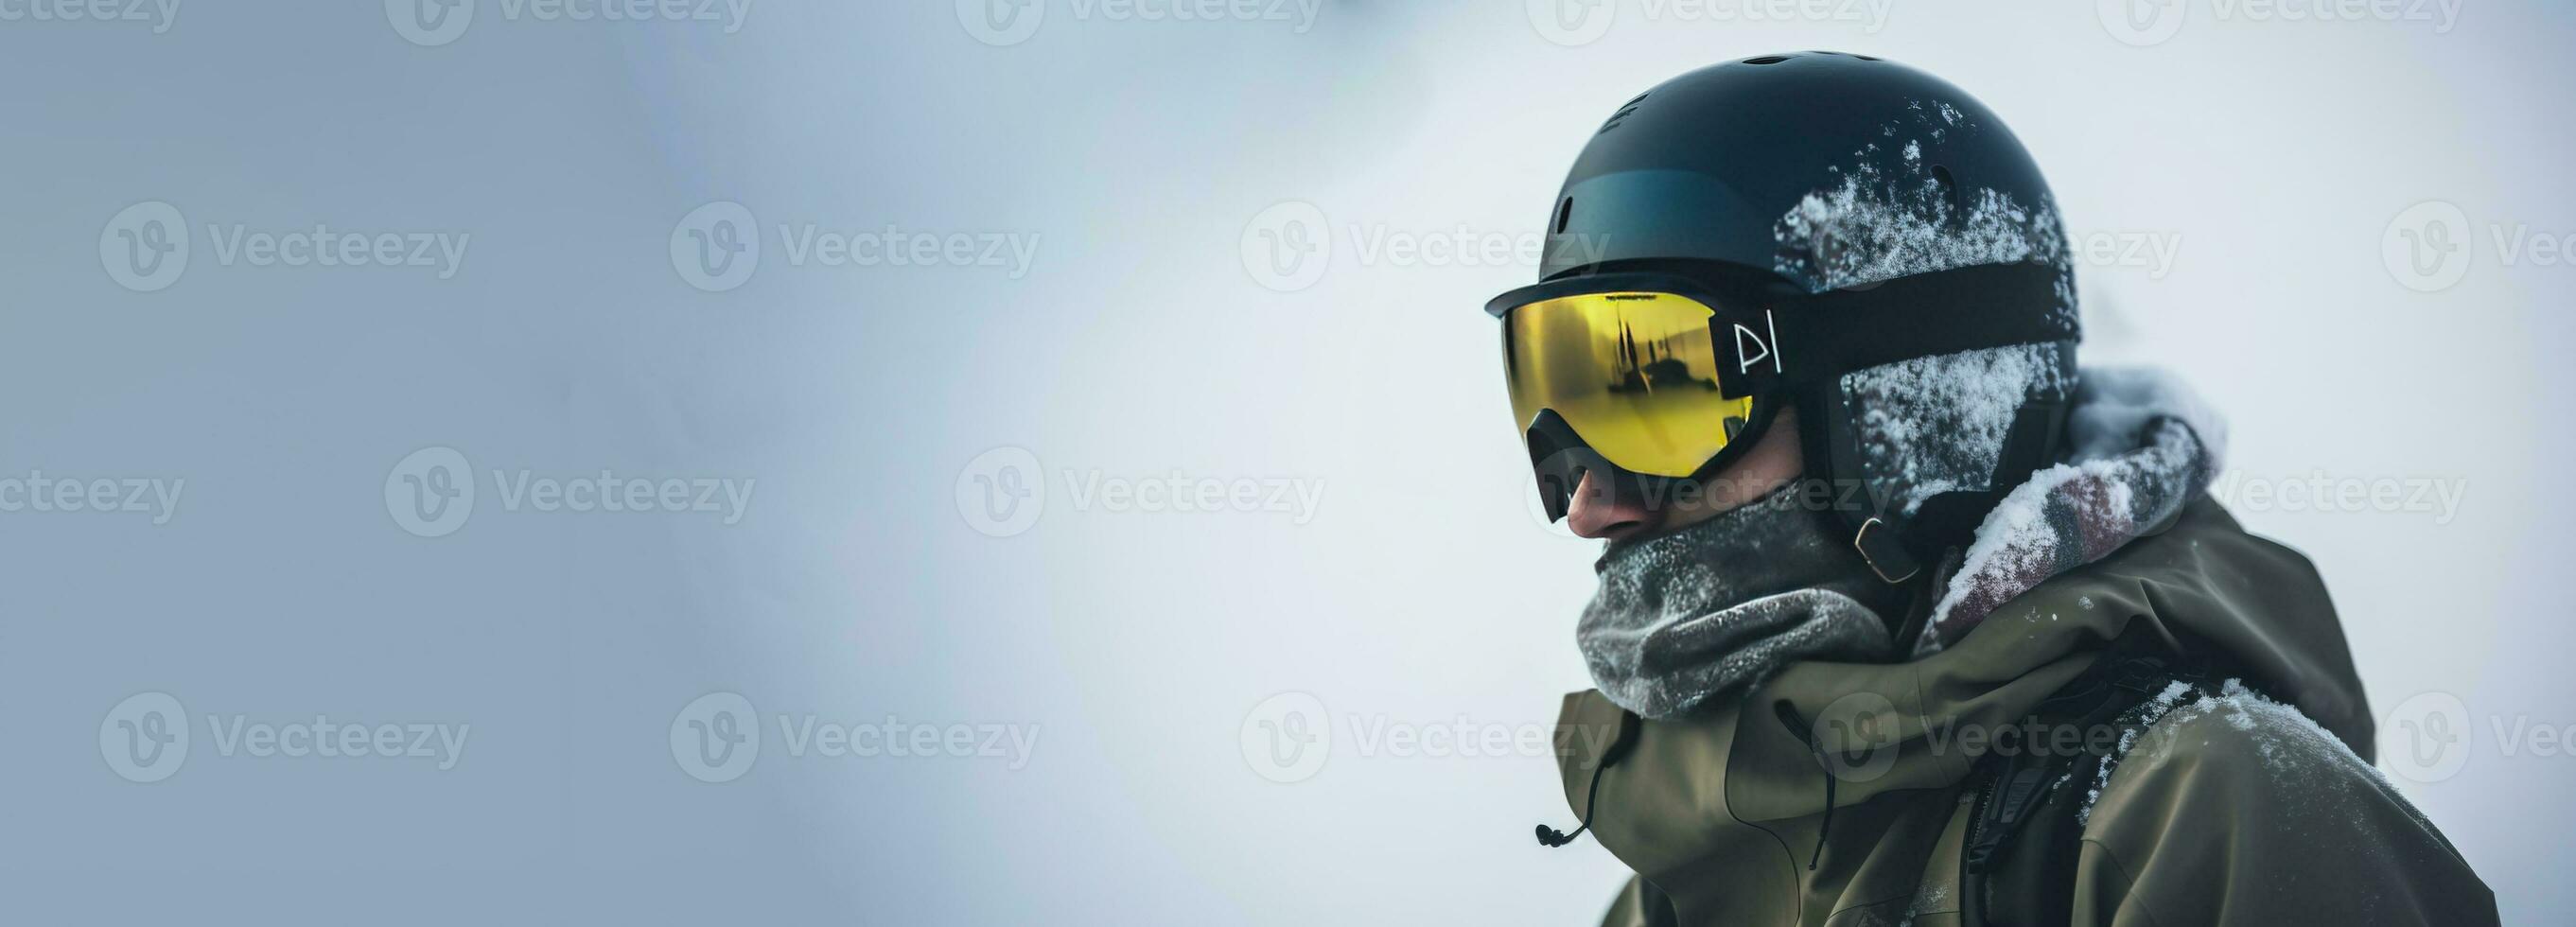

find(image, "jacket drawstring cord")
[1536,760,1612,848]
[1773,702,1836,872]
[1810,764,1836,871]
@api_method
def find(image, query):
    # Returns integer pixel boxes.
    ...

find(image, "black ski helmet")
[1492,52,2081,583]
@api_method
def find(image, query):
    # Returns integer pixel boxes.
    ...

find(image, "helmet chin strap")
[1800,375,2069,589]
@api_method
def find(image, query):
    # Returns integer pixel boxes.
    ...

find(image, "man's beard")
[1576,481,1908,719]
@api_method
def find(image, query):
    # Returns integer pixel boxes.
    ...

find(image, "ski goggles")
[1488,263,2070,520]
[1490,275,1782,519]
[1498,289,1760,480]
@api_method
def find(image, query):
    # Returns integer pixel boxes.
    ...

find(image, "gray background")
[2,0,2569,923]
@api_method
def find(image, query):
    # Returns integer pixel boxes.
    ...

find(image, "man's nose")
[1565,470,1652,540]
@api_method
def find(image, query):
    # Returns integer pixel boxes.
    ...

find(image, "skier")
[1493,53,2497,926]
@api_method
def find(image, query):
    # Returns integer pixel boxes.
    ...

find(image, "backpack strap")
[1960,626,2210,925]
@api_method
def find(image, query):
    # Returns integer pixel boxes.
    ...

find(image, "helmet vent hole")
[1743,56,1789,65]
[1854,54,1881,61]
[1553,197,1573,235]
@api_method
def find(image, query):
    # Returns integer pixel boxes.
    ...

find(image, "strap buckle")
[1853,516,1922,585]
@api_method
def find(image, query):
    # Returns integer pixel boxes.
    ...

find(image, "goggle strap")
[1719,261,2076,395]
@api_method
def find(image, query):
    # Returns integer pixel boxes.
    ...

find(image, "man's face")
[1564,408,1806,542]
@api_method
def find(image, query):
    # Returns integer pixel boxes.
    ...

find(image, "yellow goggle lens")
[1503,291,1754,478]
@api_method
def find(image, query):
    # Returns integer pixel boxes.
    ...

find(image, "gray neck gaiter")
[1577,482,1908,719]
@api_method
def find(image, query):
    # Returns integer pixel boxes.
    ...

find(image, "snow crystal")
[1770,103,2067,295]
[2147,679,2195,711]
[1895,882,1952,927]
[2077,595,2095,610]
[2077,678,2399,831]
[1774,168,2064,292]
[2080,679,2202,826]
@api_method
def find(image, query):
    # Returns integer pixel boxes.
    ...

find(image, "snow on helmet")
[1487,52,2079,582]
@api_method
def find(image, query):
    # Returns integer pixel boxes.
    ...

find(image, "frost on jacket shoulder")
[2073,680,2497,926]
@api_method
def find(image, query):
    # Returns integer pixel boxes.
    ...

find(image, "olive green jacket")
[1552,500,2496,926]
